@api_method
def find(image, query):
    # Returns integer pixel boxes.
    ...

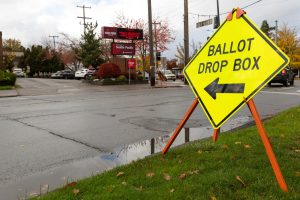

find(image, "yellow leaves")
[122,181,127,185]
[236,176,246,187]
[197,150,203,154]
[244,144,251,149]
[72,189,80,196]
[210,196,217,200]
[295,171,300,177]
[235,141,242,145]
[170,188,175,193]
[116,172,125,177]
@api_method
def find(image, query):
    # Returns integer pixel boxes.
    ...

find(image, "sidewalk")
[0,90,18,98]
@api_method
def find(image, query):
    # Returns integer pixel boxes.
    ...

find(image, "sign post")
[162,8,289,192]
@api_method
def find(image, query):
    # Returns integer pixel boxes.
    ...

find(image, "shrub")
[116,75,127,82]
[97,63,121,79]
[0,71,16,86]
[137,75,145,81]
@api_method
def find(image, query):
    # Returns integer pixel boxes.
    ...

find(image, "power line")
[190,0,264,18]
[77,5,92,33]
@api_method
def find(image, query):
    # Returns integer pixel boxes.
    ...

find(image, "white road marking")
[261,91,300,96]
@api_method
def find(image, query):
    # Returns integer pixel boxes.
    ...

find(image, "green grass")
[35,106,300,200]
[0,85,15,90]
[0,84,20,90]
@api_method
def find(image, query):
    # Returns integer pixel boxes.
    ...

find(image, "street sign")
[184,11,289,128]
[196,18,213,28]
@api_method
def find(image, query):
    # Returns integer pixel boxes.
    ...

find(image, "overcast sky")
[0,0,299,58]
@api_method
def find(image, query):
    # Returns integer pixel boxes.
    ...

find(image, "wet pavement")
[0,78,299,199]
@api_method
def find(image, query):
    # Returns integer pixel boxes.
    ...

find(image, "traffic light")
[156,52,161,61]
[213,16,220,29]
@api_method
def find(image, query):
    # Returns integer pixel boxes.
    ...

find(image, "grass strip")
[35,106,300,199]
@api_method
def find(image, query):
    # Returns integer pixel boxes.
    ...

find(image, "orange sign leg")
[162,98,199,155]
[212,128,220,142]
[247,99,288,192]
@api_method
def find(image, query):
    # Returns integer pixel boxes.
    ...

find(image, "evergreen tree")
[260,20,274,39]
[78,22,105,68]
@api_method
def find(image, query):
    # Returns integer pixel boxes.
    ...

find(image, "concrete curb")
[0,90,18,98]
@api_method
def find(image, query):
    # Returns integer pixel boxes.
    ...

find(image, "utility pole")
[148,0,155,86]
[275,20,278,44]
[49,35,59,50]
[153,22,161,73]
[216,0,220,28]
[0,31,3,70]
[184,0,189,66]
[77,5,92,33]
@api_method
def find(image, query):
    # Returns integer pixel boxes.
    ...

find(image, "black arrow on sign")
[204,78,245,100]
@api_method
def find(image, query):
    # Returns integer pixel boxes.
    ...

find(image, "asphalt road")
[0,78,299,199]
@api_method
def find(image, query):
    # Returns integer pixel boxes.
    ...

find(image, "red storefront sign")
[111,43,135,55]
[128,59,136,69]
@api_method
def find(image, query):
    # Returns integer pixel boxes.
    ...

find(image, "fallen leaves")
[197,150,203,154]
[244,144,251,149]
[134,185,143,191]
[179,173,186,180]
[188,170,199,175]
[235,141,242,145]
[170,188,175,193]
[163,173,171,181]
[236,176,246,187]
[146,172,155,178]
[72,189,80,196]
[210,196,217,200]
[116,172,125,177]
[222,144,228,150]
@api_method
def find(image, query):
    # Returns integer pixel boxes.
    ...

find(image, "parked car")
[162,70,176,81]
[75,68,89,79]
[12,68,25,77]
[268,67,295,87]
[85,68,97,80]
[51,71,63,79]
[61,70,75,79]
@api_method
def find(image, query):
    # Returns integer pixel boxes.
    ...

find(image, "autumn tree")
[175,41,201,68]
[114,14,174,73]
[58,33,81,71]
[277,24,300,70]
[3,38,22,71]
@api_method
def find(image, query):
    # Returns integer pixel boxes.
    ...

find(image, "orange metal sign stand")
[162,98,288,192]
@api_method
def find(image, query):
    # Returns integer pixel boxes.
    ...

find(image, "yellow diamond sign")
[184,11,289,129]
